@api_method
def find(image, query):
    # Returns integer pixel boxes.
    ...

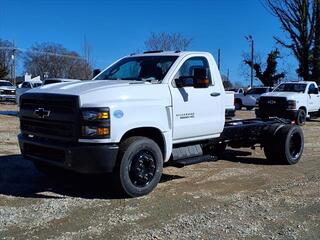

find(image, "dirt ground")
[0,102,319,240]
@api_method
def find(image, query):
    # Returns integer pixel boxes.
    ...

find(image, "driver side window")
[174,57,212,87]
[22,82,31,88]
[308,84,318,94]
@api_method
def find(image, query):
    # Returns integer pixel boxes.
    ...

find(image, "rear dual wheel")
[264,125,304,165]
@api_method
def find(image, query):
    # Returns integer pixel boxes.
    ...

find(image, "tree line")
[0,39,94,80]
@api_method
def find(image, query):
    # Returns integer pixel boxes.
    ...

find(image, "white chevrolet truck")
[256,81,320,125]
[18,51,304,197]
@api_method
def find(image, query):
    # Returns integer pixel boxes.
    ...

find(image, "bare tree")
[0,39,14,79]
[145,32,192,51]
[81,36,94,79]
[244,49,286,86]
[24,42,91,80]
[265,0,317,81]
[312,0,320,82]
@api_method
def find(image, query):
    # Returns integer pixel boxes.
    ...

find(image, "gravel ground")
[0,103,319,240]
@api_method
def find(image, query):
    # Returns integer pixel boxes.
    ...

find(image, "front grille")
[20,93,80,141]
[259,97,287,115]
[21,118,74,138]
[2,90,15,95]
[24,143,65,162]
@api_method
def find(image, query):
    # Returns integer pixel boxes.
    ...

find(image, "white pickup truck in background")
[256,81,320,125]
[0,80,16,102]
[234,87,272,110]
[16,80,43,105]
[18,51,304,197]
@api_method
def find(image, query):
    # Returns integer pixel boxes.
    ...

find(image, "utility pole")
[217,48,221,70]
[245,35,254,88]
[11,41,16,86]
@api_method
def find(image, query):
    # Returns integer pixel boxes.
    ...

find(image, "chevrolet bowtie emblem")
[33,108,51,118]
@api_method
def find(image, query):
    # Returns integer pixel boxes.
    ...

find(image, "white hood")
[27,79,169,108]
[29,80,145,95]
[262,91,303,100]
[0,86,16,91]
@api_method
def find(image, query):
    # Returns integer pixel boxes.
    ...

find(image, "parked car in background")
[234,87,272,110]
[0,80,16,102]
[225,91,235,118]
[256,81,320,125]
[228,88,244,94]
[42,78,81,85]
[16,80,43,105]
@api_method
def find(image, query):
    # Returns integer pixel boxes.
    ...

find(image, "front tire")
[114,137,163,197]
[296,109,306,126]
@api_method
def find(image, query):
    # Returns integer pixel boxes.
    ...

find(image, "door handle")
[210,92,221,97]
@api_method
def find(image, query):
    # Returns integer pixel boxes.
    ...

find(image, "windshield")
[32,83,42,88]
[246,88,268,95]
[274,83,307,93]
[95,56,178,82]
[0,81,13,87]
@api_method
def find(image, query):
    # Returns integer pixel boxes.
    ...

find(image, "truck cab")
[18,51,304,197]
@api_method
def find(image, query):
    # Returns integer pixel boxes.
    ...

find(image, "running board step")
[171,155,218,168]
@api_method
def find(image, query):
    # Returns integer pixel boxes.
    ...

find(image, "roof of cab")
[128,51,211,58]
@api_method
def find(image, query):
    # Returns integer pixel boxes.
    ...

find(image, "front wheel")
[114,137,163,197]
[295,109,306,126]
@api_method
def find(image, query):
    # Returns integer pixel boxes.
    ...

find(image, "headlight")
[256,98,260,107]
[287,100,297,110]
[82,126,110,138]
[82,109,109,121]
[81,108,110,138]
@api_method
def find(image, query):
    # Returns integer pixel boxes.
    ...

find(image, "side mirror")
[308,88,319,94]
[93,69,101,78]
[193,68,210,88]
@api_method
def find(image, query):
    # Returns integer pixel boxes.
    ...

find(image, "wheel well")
[299,106,307,113]
[120,127,165,158]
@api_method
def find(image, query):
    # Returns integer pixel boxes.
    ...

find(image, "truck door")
[170,56,224,142]
[307,83,320,112]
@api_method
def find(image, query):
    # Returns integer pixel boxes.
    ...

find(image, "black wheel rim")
[129,150,156,187]
[289,132,302,160]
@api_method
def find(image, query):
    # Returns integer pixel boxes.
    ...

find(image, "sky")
[0,0,299,86]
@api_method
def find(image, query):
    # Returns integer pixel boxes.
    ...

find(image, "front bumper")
[256,108,298,120]
[0,94,16,101]
[18,134,119,174]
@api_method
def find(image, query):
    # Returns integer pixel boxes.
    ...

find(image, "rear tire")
[264,125,304,165]
[296,109,306,126]
[234,99,242,110]
[114,137,163,197]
